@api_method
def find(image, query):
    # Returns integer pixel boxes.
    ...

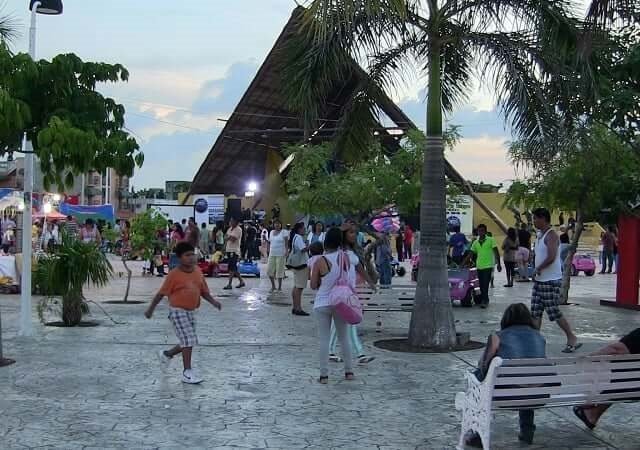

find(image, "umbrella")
[371,215,400,233]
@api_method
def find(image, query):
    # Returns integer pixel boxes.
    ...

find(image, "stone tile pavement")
[1,258,639,449]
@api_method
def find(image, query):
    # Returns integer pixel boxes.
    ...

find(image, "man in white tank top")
[531,208,581,353]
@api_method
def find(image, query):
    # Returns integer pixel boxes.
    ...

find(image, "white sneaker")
[157,350,172,368]
[182,369,203,384]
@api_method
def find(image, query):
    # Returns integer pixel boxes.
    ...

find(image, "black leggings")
[505,261,516,283]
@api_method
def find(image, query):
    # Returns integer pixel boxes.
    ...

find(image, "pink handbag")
[328,251,363,325]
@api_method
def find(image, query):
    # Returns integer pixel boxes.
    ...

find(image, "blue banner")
[59,203,115,224]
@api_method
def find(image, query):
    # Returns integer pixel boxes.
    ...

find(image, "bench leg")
[456,394,492,450]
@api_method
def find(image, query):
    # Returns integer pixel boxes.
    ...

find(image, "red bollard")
[601,215,640,310]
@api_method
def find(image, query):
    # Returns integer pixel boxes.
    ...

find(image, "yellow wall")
[472,193,603,252]
[254,149,295,224]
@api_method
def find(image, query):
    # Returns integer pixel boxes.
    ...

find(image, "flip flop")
[573,406,596,430]
[562,343,583,353]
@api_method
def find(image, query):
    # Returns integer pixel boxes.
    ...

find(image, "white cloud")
[447,135,517,184]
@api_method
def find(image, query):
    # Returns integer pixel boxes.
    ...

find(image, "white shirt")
[292,234,306,252]
[534,228,563,282]
[314,251,342,309]
[314,250,358,309]
[268,230,288,257]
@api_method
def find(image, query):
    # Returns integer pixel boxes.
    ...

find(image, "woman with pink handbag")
[329,222,377,364]
[310,227,357,384]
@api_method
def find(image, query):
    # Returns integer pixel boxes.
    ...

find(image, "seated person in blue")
[467,303,546,447]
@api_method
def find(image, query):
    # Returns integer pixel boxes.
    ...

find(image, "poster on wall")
[446,195,473,235]
[193,194,225,225]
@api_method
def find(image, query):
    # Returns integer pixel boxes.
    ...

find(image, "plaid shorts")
[168,308,198,347]
[531,280,563,322]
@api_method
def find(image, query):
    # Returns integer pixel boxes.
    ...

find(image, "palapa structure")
[189,7,506,231]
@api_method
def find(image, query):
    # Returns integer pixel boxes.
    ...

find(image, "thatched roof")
[190,8,451,193]
[188,7,506,232]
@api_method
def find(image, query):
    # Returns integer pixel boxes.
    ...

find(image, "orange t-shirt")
[159,267,209,310]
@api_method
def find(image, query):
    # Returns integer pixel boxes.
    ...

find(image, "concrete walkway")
[0,258,638,449]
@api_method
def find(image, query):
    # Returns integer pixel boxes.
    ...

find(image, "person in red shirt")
[145,242,221,384]
[404,225,414,259]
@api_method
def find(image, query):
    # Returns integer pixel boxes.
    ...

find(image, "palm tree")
[0,8,18,43]
[284,0,632,349]
[35,233,113,326]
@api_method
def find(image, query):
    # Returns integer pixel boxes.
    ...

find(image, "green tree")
[285,129,462,220]
[0,47,143,189]
[507,125,640,303]
[283,1,617,349]
[120,209,168,303]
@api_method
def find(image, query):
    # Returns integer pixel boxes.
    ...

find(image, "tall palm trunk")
[408,42,457,349]
[560,210,584,304]
[122,257,132,302]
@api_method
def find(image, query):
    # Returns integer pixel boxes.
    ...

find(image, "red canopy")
[32,209,67,221]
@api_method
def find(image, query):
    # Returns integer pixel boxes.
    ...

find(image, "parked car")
[411,253,480,306]
[571,254,596,277]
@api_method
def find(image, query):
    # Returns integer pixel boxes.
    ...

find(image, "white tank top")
[314,251,344,309]
[534,228,562,282]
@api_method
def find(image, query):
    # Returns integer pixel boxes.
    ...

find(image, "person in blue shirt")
[448,225,468,265]
[466,303,546,447]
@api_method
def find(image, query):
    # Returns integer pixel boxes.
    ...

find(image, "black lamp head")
[29,0,63,15]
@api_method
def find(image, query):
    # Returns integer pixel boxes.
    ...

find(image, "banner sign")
[446,195,473,235]
[192,194,225,225]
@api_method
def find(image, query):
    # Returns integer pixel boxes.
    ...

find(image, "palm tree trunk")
[122,257,132,302]
[62,289,84,326]
[408,41,457,349]
[560,210,584,304]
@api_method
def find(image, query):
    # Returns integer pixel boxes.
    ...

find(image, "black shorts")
[226,252,239,272]
[621,328,640,354]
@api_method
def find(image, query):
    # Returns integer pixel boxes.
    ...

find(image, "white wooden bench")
[356,286,415,331]
[303,285,416,330]
[454,354,640,449]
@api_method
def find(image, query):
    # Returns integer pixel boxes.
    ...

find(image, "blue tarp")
[0,189,16,200]
[59,203,115,224]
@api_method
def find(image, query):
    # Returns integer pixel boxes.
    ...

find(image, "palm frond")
[467,31,560,152]
[0,10,19,43]
[438,22,473,112]
[282,2,414,130]
[586,0,640,27]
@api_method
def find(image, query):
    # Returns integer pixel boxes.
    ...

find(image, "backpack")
[328,251,363,325]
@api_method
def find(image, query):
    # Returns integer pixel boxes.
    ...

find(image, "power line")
[125,112,222,134]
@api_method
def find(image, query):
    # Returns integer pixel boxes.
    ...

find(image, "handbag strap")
[337,250,350,284]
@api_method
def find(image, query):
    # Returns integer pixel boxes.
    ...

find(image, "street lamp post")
[19,0,63,337]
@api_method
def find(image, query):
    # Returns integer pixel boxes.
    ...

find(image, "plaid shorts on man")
[531,280,563,322]
[169,308,198,347]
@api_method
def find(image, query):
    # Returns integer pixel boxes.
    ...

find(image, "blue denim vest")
[497,325,546,359]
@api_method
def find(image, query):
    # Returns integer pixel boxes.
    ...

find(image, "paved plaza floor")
[1,258,639,449]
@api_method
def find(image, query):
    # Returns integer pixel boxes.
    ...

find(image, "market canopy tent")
[189,6,506,232]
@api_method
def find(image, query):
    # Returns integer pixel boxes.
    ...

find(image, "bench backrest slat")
[497,361,640,375]
[493,379,640,397]
[494,371,640,386]
[493,390,640,409]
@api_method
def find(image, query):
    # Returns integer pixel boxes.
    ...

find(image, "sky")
[4,0,590,189]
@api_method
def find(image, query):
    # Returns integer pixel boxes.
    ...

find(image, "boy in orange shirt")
[145,241,221,384]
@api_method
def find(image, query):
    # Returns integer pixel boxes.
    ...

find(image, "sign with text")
[193,194,225,225]
[446,195,473,235]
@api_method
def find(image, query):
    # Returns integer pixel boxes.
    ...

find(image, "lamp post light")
[19,0,64,337]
